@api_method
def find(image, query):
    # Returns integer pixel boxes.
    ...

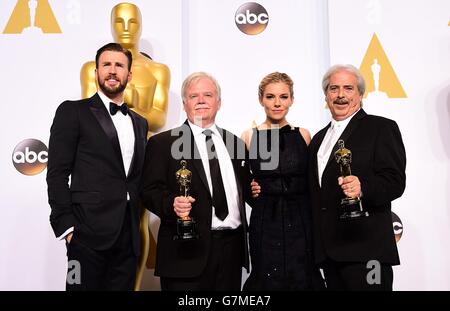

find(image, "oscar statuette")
[334,140,369,220]
[174,160,199,240]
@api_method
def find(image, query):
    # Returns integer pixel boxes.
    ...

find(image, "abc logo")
[392,212,403,243]
[235,2,269,35]
[12,139,48,176]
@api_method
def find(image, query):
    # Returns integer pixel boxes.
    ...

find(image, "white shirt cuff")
[57,227,74,240]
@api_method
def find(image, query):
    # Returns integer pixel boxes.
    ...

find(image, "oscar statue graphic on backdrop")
[359,33,407,100]
[371,58,380,92]
[80,3,171,290]
[2,0,62,34]
[367,58,387,100]
[22,0,41,34]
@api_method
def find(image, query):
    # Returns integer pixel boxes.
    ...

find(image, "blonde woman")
[241,72,323,290]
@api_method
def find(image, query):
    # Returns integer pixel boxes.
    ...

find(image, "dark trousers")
[322,260,393,291]
[66,206,137,291]
[161,227,244,291]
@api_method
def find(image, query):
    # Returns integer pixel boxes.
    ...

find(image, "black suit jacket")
[140,121,251,278]
[309,109,406,266]
[47,93,148,255]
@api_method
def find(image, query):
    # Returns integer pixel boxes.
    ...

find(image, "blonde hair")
[258,72,294,101]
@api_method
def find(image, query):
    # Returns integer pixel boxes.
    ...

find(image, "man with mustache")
[47,43,148,290]
[141,72,252,290]
[308,64,406,290]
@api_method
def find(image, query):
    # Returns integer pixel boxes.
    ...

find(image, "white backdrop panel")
[184,0,330,136]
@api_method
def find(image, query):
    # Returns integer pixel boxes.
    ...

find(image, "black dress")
[243,125,324,290]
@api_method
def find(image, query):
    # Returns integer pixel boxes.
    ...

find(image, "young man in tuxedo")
[141,72,252,290]
[308,64,406,290]
[47,43,148,290]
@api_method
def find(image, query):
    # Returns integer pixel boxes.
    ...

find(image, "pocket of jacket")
[71,191,100,204]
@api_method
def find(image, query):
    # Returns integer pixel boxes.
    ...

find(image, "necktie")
[109,102,129,116]
[203,129,229,220]
[318,123,338,187]
[323,123,337,155]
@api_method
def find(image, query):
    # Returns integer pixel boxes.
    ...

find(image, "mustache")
[194,103,208,109]
[334,97,348,104]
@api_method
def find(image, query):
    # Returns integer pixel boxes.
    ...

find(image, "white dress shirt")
[188,121,241,229]
[317,109,360,187]
[98,91,135,177]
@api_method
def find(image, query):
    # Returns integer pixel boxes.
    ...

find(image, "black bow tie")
[109,102,129,116]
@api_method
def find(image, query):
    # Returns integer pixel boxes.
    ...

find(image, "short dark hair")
[95,43,132,71]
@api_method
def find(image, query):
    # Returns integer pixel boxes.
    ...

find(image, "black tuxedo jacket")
[309,109,406,266]
[47,93,148,255]
[140,121,251,278]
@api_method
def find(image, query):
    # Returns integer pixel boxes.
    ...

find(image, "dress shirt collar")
[330,108,361,130]
[97,91,124,113]
[187,120,220,138]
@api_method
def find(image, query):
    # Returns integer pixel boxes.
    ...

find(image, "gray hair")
[181,72,221,102]
[321,64,366,96]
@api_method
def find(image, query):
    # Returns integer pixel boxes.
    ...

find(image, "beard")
[98,75,128,97]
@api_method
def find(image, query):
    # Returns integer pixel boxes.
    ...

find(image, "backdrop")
[0,0,449,290]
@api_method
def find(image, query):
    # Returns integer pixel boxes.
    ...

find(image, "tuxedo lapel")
[88,93,125,176]
[127,110,141,178]
[324,109,367,170]
[312,124,330,185]
[314,124,330,153]
[338,108,367,144]
[182,122,211,196]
